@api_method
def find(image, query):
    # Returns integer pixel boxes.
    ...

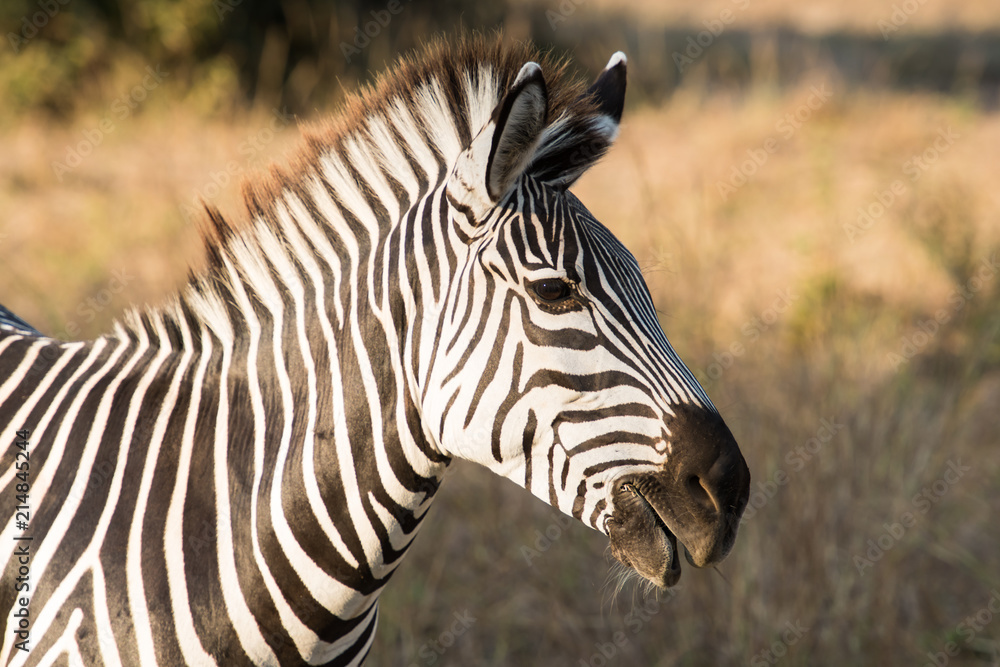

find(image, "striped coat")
[0,37,750,666]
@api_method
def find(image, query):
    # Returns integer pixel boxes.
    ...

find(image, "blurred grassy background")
[2,1,999,665]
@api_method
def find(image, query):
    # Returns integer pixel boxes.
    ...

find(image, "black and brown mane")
[196,35,601,267]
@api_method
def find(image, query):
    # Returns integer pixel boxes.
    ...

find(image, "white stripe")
[386,99,442,183]
[126,311,190,664]
[307,147,438,519]
[0,341,84,484]
[365,114,421,205]
[333,603,379,667]
[164,316,218,666]
[214,254,279,665]
[368,492,417,555]
[0,334,19,358]
[28,607,84,667]
[257,219,365,661]
[343,134,400,227]
[302,177,346,326]
[0,338,43,406]
[412,79,463,166]
[317,154,384,569]
[90,565,123,667]
[277,200,359,569]
[462,66,499,138]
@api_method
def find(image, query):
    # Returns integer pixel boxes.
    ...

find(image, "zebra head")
[423,53,751,588]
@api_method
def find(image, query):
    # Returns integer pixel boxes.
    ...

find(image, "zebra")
[0,36,750,666]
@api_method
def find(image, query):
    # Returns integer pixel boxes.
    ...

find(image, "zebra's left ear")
[448,62,548,221]
[529,52,627,189]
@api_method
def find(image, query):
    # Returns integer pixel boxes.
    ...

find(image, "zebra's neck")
[171,53,512,491]
[149,57,505,639]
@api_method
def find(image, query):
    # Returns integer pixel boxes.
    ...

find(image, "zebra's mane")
[121,35,610,343]
[225,34,602,236]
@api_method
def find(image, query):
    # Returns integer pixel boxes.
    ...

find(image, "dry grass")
[578,0,1000,34]
[2,76,999,665]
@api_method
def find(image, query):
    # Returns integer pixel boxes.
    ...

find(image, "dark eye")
[531,279,572,302]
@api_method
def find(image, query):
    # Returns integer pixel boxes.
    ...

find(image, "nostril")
[686,475,716,512]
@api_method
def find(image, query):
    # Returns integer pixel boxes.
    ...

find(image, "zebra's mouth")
[605,482,683,588]
[603,406,751,588]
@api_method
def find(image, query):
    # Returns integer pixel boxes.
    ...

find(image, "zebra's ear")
[529,52,627,189]
[486,62,549,200]
[586,51,627,125]
[448,62,548,220]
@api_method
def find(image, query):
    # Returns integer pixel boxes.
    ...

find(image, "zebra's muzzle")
[605,407,750,588]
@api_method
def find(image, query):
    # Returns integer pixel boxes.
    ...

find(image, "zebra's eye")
[531,279,572,302]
